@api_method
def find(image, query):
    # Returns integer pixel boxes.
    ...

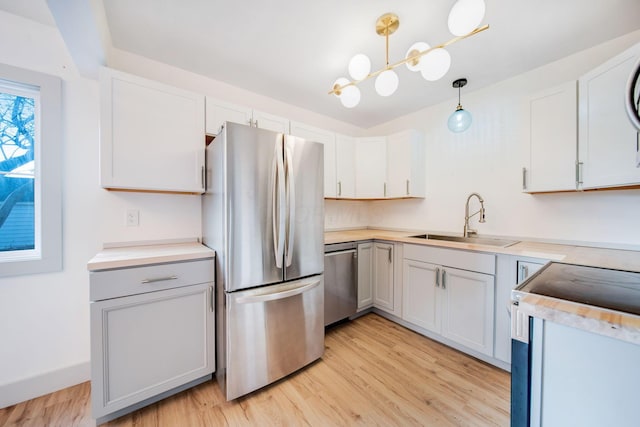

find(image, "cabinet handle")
[141,275,178,284]
[576,161,584,185]
[387,247,392,263]
[442,270,446,289]
[384,182,387,197]
[247,119,253,126]
[406,179,410,195]
[522,167,527,190]
[435,267,440,287]
[254,119,259,128]
[201,165,205,189]
[209,286,214,312]
[338,181,342,196]
[519,264,529,282]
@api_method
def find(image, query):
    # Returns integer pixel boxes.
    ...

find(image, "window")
[0,63,61,277]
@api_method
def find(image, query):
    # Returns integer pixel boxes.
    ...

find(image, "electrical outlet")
[126,209,139,227]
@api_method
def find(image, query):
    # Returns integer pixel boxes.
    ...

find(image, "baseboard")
[0,361,90,409]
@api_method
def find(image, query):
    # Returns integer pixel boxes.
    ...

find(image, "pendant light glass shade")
[420,48,451,81]
[448,107,472,132]
[348,54,371,80]
[375,69,399,96]
[405,42,430,72]
[333,77,361,108]
[448,0,486,36]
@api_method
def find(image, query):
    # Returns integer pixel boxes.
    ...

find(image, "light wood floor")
[0,313,510,426]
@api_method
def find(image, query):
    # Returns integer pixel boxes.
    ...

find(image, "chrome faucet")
[463,192,486,237]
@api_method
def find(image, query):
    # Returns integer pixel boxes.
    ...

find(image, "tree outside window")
[0,89,37,253]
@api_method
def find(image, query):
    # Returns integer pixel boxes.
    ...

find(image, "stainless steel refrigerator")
[202,122,325,401]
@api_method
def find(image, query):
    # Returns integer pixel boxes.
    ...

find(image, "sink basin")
[410,233,519,248]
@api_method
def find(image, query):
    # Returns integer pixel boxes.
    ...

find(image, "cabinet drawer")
[403,244,495,275]
[90,259,214,301]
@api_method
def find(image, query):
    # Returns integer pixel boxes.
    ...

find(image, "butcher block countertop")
[87,242,215,271]
[326,228,640,343]
[324,228,640,271]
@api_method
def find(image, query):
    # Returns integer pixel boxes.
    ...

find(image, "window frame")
[0,63,61,277]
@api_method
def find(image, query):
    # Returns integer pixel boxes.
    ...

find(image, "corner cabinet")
[372,242,395,312]
[523,81,578,193]
[89,258,215,423]
[100,68,205,193]
[578,42,640,189]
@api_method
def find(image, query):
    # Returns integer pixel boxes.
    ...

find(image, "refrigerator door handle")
[272,142,286,269]
[235,277,321,304]
[284,139,296,267]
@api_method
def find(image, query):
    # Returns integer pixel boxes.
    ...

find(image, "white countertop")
[87,242,215,271]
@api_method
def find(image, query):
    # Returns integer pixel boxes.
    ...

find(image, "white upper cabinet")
[205,98,252,135]
[335,134,356,198]
[524,81,578,193]
[290,122,336,198]
[578,42,640,189]
[205,97,288,135]
[386,129,425,198]
[355,137,387,198]
[100,68,205,193]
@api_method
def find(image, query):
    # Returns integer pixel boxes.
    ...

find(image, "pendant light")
[329,0,488,107]
[448,78,472,133]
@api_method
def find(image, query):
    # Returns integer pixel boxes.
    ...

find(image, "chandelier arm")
[328,24,490,95]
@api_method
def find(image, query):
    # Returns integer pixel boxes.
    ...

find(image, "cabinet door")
[355,137,387,198]
[90,283,214,419]
[524,81,578,192]
[357,242,373,311]
[402,259,440,333]
[517,260,544,284]
[290,122,336,198]
[336,134,356,198]
[205,97,252,135]
[579,42,640,189]
[372,242,394,312]
[252,110,290,134]
[441,267,495,356]
[387,129,425,198]
[100,68,205,193]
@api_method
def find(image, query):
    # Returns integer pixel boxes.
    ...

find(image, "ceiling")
[2,1,640,128]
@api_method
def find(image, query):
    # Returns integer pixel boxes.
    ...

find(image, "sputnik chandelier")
[329,0,489,108]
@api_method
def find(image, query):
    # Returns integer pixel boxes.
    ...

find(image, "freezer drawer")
[224,275,324,400]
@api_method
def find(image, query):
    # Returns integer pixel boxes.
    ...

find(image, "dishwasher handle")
[325,249,357,257]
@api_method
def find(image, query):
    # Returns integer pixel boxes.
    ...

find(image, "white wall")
[362,30,640,247]
[0,11,202,406]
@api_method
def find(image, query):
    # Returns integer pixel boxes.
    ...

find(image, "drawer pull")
[141,275,178,284]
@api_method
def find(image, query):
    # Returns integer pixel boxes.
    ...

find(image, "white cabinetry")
[290,122,337,198]
[524,81,578,192]
[372,242,395,312]
[205,97,289,135]
[357,242,374,311]
[100,68,205,193]
[578,42,640,189]
[402,244,495,357]
[90,258,215,423]
[386,129,425,198]
[355,137,387,198]
[336,134,357,198]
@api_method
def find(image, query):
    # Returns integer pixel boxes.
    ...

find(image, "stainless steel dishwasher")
[324,242,358,326]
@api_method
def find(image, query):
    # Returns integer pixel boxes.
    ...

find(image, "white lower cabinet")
[90,259,215,423]
[402,244,496,357]
[372,242,395,313]
[357,242,374,311]
[402,259,495,356]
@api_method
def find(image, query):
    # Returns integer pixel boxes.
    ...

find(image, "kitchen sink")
[410,233,519,248]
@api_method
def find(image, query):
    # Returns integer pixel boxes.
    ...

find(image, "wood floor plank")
[0,313,510,426]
